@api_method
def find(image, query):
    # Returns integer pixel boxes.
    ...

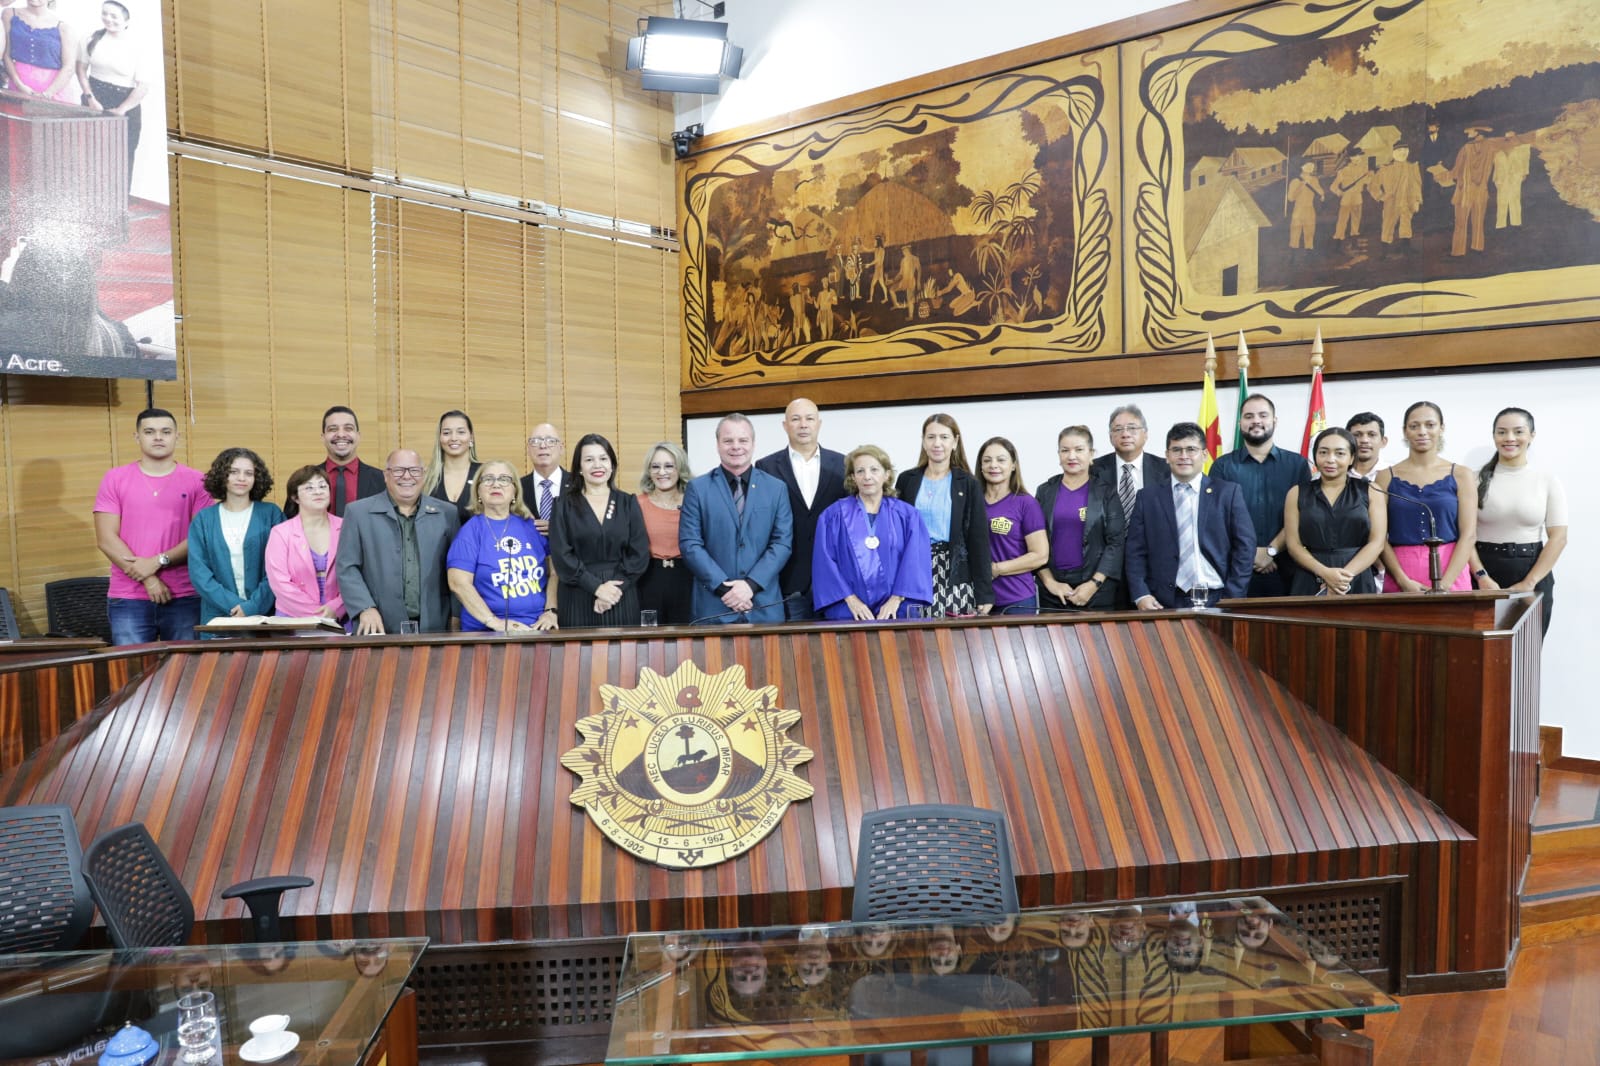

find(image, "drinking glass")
[1189,586,1210,611]
[398,620,421,636]
[640,610,658,627]
[178,1018,218,1064]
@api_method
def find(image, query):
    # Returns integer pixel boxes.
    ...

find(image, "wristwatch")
[1265,546,1278,558]
[157,553,171,568]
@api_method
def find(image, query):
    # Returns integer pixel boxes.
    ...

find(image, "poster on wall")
[678,50,1123,392]
[0,0,174,381]
[1123,0,1600,351]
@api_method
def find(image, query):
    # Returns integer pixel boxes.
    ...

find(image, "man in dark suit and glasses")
[1125,422,1255,610]
[755,398,847,620]
[1090,403,1169,606]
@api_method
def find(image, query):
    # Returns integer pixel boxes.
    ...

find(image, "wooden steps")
[1522,768,1600,944]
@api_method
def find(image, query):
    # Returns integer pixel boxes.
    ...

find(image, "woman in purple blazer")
[264,465,345,621]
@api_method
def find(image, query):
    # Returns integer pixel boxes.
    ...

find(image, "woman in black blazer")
[894,413,994,615]
[1035,425,1125,611]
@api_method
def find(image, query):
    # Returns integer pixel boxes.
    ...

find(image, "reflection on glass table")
[0,938,427,1066]
[608,898,1395,1064]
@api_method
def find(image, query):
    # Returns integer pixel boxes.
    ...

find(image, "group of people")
[90,393,1567,646]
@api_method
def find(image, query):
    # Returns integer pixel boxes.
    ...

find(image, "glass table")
[608,899,1395,1065]
[0,938,427,1066]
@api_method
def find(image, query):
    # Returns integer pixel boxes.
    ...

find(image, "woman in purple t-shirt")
[978,438,1048,615]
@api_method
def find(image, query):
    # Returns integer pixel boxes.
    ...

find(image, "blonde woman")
[422,410,481,521]
[636,441,692,624]
[446,460,558,633]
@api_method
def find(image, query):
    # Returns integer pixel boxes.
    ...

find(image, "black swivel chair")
[851,804,1027,1066]
[0,806,117,1060]
[0,587,20,642]
[83,822,314,948]
[0,804,94,953]
[851,803,1019,923]
[44,577,113,642]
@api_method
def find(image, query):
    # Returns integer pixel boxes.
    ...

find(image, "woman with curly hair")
[187,447,283,631]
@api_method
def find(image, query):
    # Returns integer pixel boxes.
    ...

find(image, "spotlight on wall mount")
[671,124,705,160]
[626,16,744,94]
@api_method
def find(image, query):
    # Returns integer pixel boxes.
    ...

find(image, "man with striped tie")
[1125,422,1255,610]
[519,423,567,536]
[1090,404,1168,607]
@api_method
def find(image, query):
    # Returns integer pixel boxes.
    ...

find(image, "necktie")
[333,466,347,516]
[732,475,746,517]
[1118,463,1136,519]
[539,479,553,521]
[1175,481,1199,590]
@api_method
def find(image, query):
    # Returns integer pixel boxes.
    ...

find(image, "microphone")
[1365,478,1444,593]
[690,590,805,626]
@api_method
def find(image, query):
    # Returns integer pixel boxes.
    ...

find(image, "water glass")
[177,1017,218,1064]
[177,990,215,1024]
[640,610,658,627]
[398,620,421,636]
[1189,586,1211,611]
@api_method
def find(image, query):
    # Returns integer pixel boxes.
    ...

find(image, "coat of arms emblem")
[561,662,815,868]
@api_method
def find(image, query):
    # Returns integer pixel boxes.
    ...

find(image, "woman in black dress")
[548,433,649,627]
[1284,427,1387,596]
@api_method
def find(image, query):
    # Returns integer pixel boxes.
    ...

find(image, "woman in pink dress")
[264,465,345,621]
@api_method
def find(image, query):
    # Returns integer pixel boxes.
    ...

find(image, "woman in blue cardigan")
[188,448,284,631]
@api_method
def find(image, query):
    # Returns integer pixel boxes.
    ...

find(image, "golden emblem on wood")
[560,662,815,868]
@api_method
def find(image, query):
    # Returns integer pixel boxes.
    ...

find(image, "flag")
[1231,352,1250,451]
[1199,348,1221,474]
[1300,365,1326,456]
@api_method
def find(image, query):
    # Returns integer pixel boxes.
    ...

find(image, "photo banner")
[1,0,174,381]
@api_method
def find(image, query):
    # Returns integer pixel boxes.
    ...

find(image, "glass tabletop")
[0,938,428,1066]
[607,898,1395,1063]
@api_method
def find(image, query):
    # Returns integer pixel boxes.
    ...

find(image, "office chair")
[83,822,314,948]
[851,803,1019,923]
[44,577,113,642]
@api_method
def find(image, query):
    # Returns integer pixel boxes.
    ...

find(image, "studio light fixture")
[626,15,744,94]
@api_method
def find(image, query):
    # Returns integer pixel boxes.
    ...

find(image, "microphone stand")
[1366,479,1445,593]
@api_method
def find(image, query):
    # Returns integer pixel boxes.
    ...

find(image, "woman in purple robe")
[812,445,933,620]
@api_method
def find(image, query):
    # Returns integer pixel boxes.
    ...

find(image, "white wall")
[672,1,1599,755]
[686,361,1599,754]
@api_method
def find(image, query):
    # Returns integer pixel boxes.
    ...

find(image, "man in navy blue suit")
[1125,422,1256,609]
[755,398,848,620]
[680,414,794,624]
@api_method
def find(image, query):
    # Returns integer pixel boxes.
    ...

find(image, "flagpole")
[1199,334,1221,474]
[1300,328,1328,456]
[1232,331,1251,451]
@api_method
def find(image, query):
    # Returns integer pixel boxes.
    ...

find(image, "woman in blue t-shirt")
[447,460,559,633]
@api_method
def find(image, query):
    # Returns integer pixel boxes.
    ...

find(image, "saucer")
[239,1031,299,1063]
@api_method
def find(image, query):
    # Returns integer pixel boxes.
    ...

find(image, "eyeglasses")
[527,436,560,446]
[1167,446,1204,456]
[387,466,424,478]
[1111,423,1145,434]
[479,474,517,486]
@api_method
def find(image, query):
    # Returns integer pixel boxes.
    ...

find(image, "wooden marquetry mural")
[679,50,1122,390]
[1123,0,1600,350]
[679,0,1600,395]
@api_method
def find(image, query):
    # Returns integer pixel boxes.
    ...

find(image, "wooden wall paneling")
[463,214,541,462]
[343,0,375,173]
[0,376,117,634]
[559,233,621,441]
[262,0,349,164]
[614,243,671,466]
[170,0,269,149]
[615,130,669,230]
[461,3,525,198]
[367,195,400,454]
[396,203,467,450]
[392,0,466,190]
[267,175,361,478]
[556,101,620,220]
[179,162,274,466]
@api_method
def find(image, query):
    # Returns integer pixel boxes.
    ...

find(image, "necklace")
[863,500,880,550]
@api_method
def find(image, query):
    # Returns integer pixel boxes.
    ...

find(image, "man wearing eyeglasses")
[1124,423,1255,610]
[337,448,461,635]
[1090,403,1169,608]
[519,423,568,536]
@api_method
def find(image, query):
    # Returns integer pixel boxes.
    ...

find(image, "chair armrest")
[220,876,315,942]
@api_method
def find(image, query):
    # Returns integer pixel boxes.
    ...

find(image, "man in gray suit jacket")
[680,414,794,624]
[337,449,461,634]
[755,398,847,620]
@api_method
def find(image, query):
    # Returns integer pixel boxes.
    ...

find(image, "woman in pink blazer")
[265,465,345,620]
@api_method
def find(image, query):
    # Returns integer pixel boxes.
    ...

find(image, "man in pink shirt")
[93,408,213,644]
